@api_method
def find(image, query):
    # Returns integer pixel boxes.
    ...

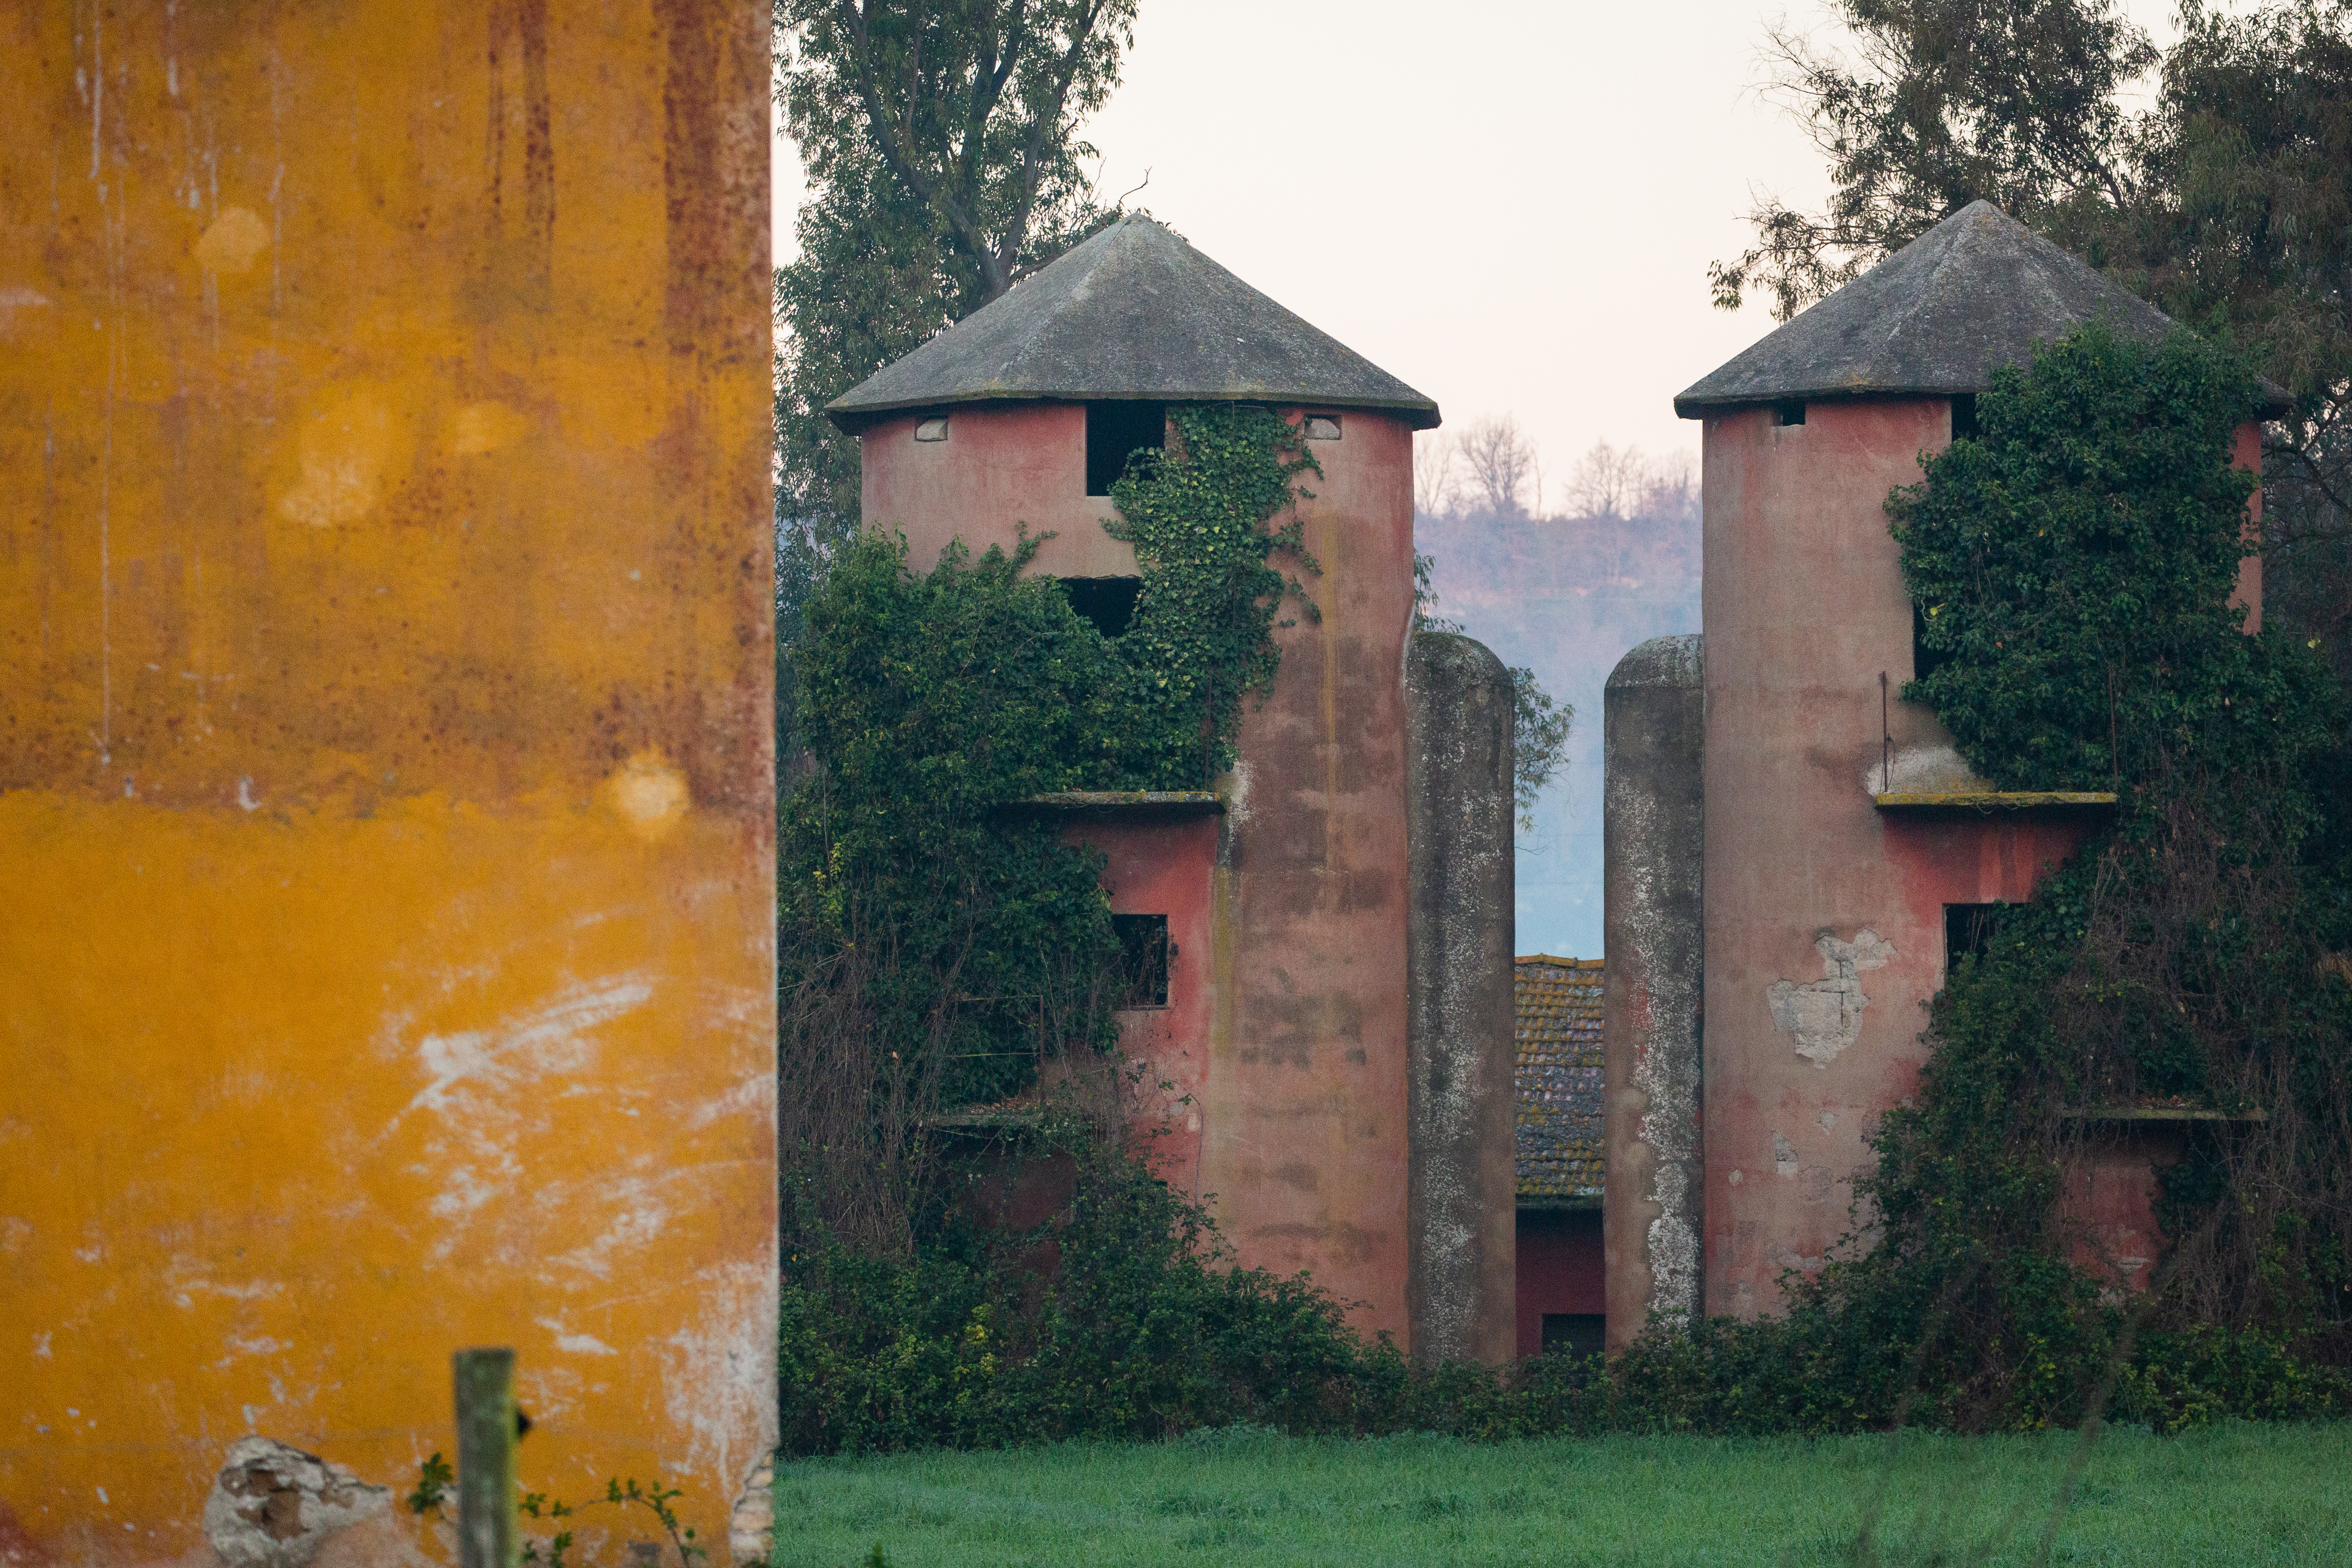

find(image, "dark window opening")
[1773,399,1807,427]
[1913,600,1952,683]
[1113,913,1170,1009]
[1950,394,1979,440]
[1945,903,2001,974]
[1086,401,1166,496]
[1061,576,1142,638]
[1542,1313,1607,1358]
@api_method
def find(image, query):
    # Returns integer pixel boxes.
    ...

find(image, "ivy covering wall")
[778,405,1320,1254]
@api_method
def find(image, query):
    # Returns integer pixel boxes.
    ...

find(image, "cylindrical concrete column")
[1404,631,1518,1364]
[1603,634,1705,1347]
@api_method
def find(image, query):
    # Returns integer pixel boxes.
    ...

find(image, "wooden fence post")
[454,1347,518,1568]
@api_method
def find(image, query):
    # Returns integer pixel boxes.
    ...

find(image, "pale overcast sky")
[772,0,2187,479]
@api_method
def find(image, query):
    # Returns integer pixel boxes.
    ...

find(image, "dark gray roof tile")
[827,214,1441,430]
[1676,202,2191,417]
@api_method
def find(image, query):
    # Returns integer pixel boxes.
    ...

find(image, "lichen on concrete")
[1767,930,1896,1067]
[1404,631,1518,1365]
[1602,634,1706,1341]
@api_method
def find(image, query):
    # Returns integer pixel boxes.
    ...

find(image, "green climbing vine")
[778,404,1321,1258]
[1781,323,2352,1426]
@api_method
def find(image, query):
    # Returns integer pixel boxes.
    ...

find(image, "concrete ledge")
[1874,790,2117,810]
[1516,1193,1604,1212]
[1007,790,1226,815]
[2062,1105,2268,1123]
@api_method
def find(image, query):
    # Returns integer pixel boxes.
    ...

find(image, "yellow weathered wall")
[0,2,774,1558]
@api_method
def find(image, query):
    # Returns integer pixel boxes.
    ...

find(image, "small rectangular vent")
[1773,399,1807,427]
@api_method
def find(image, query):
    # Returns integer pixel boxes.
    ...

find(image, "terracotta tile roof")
[1517,955,1603,1204]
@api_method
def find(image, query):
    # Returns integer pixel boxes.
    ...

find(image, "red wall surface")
[1063,814,1219,1204]
[1515,1208,1604,1359]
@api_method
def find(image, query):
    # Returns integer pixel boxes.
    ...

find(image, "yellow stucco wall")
[0,3,774,1558]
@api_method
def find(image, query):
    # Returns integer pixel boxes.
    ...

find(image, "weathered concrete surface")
[1058,813,1221,1202]
[1404,632,1518,1365]
[1205,409,1417,1341]
[859,400,1420,1339]
[861,404,1146,581]
[0,3,775,1555]
[1695,400,2100,1319]
[1601,634,1706,1346]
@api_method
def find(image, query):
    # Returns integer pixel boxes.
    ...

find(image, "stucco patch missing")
[203,1437,389,1568]
[1766,929,1894,1066]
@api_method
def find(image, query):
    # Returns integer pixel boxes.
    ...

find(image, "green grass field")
[770,1421,2349,1567]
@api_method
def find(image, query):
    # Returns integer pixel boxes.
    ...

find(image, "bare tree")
[1637,450,1700,524]
[1412,431,1460,521]
[1566,440,1646,520]
[1458,414,1537,518]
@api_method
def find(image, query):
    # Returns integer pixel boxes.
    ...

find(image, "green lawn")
[772,1422,2349,1567]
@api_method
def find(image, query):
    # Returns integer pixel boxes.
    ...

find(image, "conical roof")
[1676,202,2194,416]
[826,214,1440,430]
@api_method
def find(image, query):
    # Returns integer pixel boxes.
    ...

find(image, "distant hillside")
[1415,502,1701,958]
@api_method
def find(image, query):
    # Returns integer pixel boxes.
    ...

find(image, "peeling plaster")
[1861,741,1988,797]
[660,1259,778,1489]
[1766,930,1894,1066]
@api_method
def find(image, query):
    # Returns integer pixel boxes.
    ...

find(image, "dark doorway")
[1950,393,1979,440]
[1542,1313,1607,1358]
[1061,576,1142,638]
[1086,401,1166,496]
[1112,913,1170,1009]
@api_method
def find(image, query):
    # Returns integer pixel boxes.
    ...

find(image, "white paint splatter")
[400,979,651,1124]
[660,1260,778,1487]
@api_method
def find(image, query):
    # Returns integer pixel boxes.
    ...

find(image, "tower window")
[1945,904,2000,974]
[1950,394,1979,440]
[1086,401,1166,496]
[1303,414,1342,441]
[1113,914,1170,1009]
[1061,576,1142,638]
[1773,399,1807,427]
[914,415,950,442]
